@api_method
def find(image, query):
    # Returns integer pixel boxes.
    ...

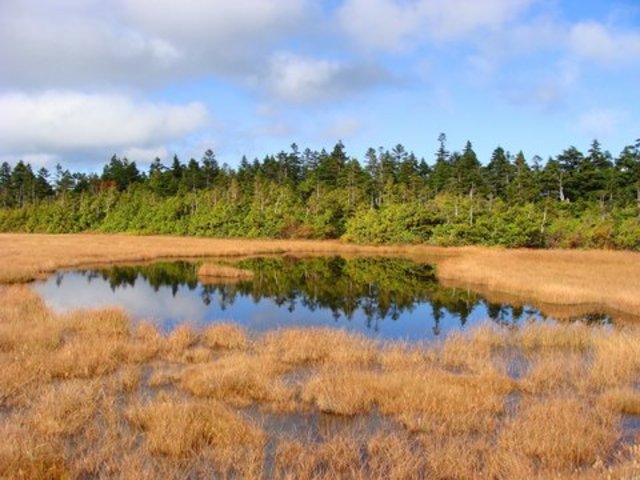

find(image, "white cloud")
[265,53,393,103]
[267,54,345,103]
[0,1,184,89]
[0,0,311,89]
[0,91,209,155]
[337,0,535,51]
[121,0,308,46]
[570,22,640,64]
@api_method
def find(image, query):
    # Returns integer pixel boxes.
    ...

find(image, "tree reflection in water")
[78,257,612,335]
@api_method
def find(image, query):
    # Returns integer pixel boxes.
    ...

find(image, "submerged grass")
[0,282,639,478]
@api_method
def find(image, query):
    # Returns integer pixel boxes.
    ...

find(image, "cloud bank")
[0,92,208,156]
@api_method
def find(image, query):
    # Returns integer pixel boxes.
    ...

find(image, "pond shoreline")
[33,257,557,340]
[1,233,639,319]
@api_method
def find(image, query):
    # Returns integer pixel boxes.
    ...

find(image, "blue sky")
[0,0,639,171]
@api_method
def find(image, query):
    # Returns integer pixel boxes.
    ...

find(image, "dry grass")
[498,397,619,472]
[179,352,295,409]
[379,368,514,435]
[198,262,254,281]
[515,321,594,352]
[29,380,102,436]
[519,351,588,394]
[302,368,380,415]
[0,421,68,480]
[261,327,378,367]
[126,394,265,457]
[203,322,248,350]
[588,330,640,388]
[599,387,640,415]
[437,246,640,317]
[165,324,198,358]
[1,280,640,478]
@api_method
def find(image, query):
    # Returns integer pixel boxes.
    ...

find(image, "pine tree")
[11,161,36,206]
[556,146,584,201]
[0,162,12,207]
[581,139,614,203]
[365,147,381,208]
[615,141,640,207]
[485,146,513,200]
[35,167,53,200]
[201,149,220,188]
[430,133,452,194]
[508,151,536,203]
[451,141,483,197]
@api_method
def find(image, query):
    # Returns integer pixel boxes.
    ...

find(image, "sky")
[0,0,639,171]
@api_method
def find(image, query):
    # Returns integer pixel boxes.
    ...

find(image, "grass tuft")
[203,322,248,350]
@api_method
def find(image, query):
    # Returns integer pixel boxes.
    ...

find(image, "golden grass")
[29,380,102,436]
[126,394,266,478]
[302,368,380,415]
[164,324,198,358]
[366,431,427,480]
[379,368,513,435]
[179,352,294,409]
[599,387,640,415]
[515,321,594,352]
[203,322,249,350]
[588,330,640,388]
[261,327,378,367]
[274,435,365,479]
[519,352,588,394]
[0,421,68,480]
[1,282,640,478]
[437,324,506,372]
[126,394,265,458]
[197,262,254,281]
[498,397,619,471]
[437,246,640,317]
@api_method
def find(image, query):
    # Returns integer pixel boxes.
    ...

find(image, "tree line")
[1,135,639,249]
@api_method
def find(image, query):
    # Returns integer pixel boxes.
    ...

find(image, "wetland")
[1,234,639,479]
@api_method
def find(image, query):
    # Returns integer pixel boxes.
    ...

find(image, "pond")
[33,256,612,341]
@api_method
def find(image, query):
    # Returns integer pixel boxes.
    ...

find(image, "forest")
[1,134,639,249]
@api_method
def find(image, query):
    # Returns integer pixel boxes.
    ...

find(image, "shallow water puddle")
[34,256,612,340]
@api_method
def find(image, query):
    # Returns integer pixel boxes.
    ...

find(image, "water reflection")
[35,257,612,340]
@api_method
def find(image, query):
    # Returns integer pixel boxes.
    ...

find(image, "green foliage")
[1,137,640,250]
[344,204,439,244]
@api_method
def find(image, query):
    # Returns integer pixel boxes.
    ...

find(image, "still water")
[34,256,610,341]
